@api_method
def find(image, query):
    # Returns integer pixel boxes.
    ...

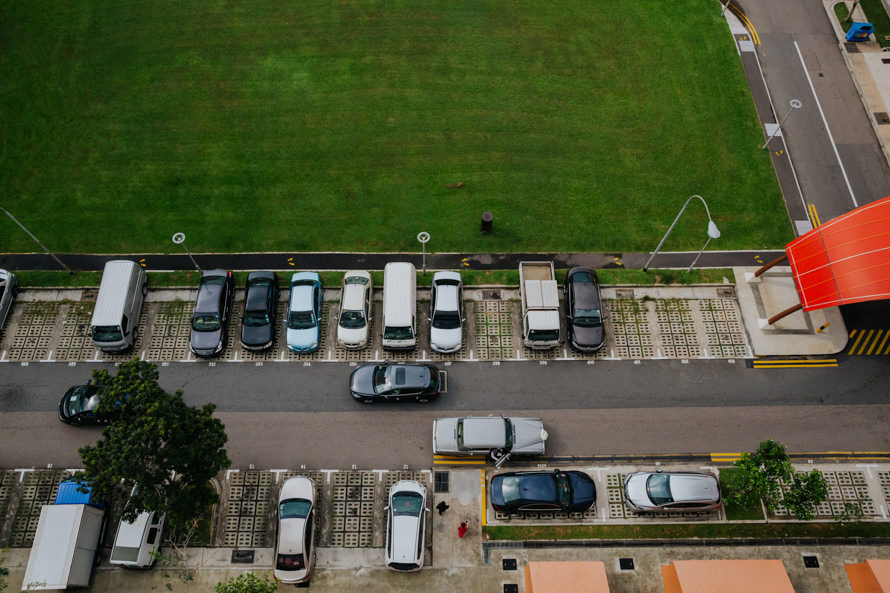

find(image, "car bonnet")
[510,418,548,454]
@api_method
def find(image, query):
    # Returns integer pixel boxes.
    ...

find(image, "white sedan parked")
[432,415,548,457]
[429,271,464,353]
[274,476,317,585]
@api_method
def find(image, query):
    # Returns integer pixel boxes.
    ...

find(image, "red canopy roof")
[786,196,890,311]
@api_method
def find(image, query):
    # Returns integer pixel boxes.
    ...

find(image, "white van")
[382,262,417,351]
[110,509,164,569]
[91,260,147,352]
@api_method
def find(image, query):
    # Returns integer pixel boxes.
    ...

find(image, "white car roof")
[434,283,460,311]
[341,281,366,311]
[461,417,506,448]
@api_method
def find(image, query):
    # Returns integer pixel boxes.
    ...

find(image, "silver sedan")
[623,471,722,512]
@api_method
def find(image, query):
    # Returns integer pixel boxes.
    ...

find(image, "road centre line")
[794,41,858,207]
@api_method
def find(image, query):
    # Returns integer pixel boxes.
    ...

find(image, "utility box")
[846,22,874,42]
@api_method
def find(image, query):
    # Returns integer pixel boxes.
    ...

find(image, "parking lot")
[0,285,751,364]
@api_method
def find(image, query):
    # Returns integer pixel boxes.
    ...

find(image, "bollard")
[481,211,493,233]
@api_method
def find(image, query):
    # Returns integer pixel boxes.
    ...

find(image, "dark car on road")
[490,469,596,514]
[349,363,441,403]
[564,267,605,352]
[190,270,234,357]
[240,271,279,351]
[59,382,103,425]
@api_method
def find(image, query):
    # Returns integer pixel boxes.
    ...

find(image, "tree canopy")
[76,359,230,528]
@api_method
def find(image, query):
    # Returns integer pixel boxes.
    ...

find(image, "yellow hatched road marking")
[856,330,876,355]
[848,330,867,354]
[879,331,890,355]
[866,330,884,355]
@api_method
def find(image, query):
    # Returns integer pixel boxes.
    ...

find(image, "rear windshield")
[276,553,305,571]
[192,314,221,332]
[528,329,559,342]
[432,310,461,330]
[92,325,123,342]
[391,492,423,516]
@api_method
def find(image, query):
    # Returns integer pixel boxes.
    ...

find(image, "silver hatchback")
[623,470,721,512]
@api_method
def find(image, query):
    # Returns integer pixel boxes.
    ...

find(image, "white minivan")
[382,262,416,351]
[110,507,165,569]
[91,260,147,352]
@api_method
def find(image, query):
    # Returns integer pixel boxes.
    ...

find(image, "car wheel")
[141,283,148,296]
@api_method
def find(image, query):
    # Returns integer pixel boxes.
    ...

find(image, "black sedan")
[59,383,104,425]
[241,271,279,351]
[564,267,605,352]
[490,470,596,513]
[349,363,441,403]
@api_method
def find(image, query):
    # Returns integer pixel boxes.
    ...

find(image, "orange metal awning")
[524,561,610,593]
[786,196,890,311]
[662,559,796,593]
[846,559,890,593]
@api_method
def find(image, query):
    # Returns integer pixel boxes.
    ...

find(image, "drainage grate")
[619,558,635,570]
[875,112,890,125]
[803,556,819,568]
[434,471,450,493]
[504,585,518,593]
[503,558,517,570]
[231,550,255,563]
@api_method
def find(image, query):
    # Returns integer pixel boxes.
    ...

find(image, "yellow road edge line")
[857,329,876,355]
[848,330,868,354]
[434,460,486,465]
[752,364,838,368]
[753,359,837,364]
[866,330,884,356]
[481,469,487,527]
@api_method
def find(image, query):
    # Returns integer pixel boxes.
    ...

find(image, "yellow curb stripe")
[866,330,884,356]
[434,460,485,465]
[481,469,487,527]
[711,453,743,462]
[808,204,821,228]
[753,359,836,364]
[752,363,838,368]
[732,7,760,45]
[848,330,868,354]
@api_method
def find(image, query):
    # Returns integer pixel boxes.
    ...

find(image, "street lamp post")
[417,232,430,274]
[172,232,201,272]
[1,207,73,274]
[643,195,721,273]
[762,99,802,150]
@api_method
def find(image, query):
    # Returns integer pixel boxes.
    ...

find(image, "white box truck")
[23,481,106,590]
[519,261,561,350]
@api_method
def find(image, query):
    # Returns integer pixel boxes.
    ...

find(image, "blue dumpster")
[846,22,874,42]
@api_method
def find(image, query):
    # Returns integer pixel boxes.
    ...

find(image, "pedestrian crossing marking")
[847,329,890,355]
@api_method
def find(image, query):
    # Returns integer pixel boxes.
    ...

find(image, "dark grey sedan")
[190,270,234,357]
[0,269,18,335]
[349,363,441,403]
[564,267,605,352]
[241,272,279,351]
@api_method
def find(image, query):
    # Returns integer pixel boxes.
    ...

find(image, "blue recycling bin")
[846,22,874,42]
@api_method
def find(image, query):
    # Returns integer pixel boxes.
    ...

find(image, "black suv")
[564,267,605,352]
[190,269,234,357]
[240,271,279,351]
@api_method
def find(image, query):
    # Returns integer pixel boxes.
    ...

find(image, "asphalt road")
[2,357,888,469]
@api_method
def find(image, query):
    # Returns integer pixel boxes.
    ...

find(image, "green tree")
[782,469,828,521]
[214,572,278,593]
[76,359,230,528]
[726,438,829,520]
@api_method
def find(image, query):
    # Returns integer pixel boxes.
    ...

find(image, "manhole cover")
[803,556,819,568]
[619,558,635,570]
[844,42,860,53]
[503,558,517,570]
[231,550,255,563]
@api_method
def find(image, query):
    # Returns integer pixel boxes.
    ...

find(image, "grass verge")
[720,468,766,521]
[484,521,890,541]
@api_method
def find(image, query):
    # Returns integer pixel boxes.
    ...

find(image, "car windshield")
[555,472,572,506]
[276,553,305,571]
[244,310,270,327]
[339,310,366,329]
[646,473,674,505]
[432,310,461,330]
[280,499,312,519]
[528,329,559,341]
[345,276,368,286]
[68,387,98,415]
[383,326,414,340]
[192,314,221,331]
[573,308,602,327]
[92,325,123,342]
[504,418,514,448]
[287,310,316,330]
[373,366,391,392]
[391,491,423,516]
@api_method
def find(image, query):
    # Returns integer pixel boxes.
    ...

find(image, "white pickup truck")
[519,261,561,350]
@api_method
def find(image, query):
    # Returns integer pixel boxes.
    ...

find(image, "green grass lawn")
[1,1,790,254]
